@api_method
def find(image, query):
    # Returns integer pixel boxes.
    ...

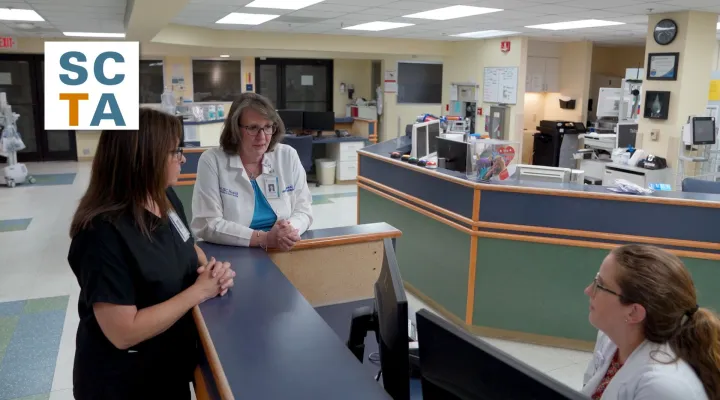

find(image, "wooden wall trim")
[180,173,197,180]
[475,230,720,261]
[465,236,478,325]
[175,181,196,186]
[358,176,475,227]
[184,147,211,153]
[193,307,235,400]
[477,221,720,252]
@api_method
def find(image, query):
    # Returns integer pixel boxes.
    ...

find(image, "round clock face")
[654,19,677,45]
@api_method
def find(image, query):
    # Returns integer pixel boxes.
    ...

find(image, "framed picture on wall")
[644,91,671,120]
[646,52,679,81]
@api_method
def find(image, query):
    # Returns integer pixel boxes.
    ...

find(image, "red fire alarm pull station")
[501,41,511,53]
[477,107,483,116]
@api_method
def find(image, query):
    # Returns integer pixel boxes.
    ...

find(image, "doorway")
[0,54,77,163]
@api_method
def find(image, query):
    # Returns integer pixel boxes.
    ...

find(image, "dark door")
[0,54,77,163]
[255,58,333,112]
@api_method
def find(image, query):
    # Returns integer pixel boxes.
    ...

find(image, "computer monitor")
[277,110,304,131]
[416,310,588,400]
[346,238,409,400]
[428,121,441,154]
[437,137,467,173]
[302,111,335,133]
[616,123,637,148]
[692,117,716,145]
[412,124,429,159]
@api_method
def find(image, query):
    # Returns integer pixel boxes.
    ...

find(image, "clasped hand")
[194,257,235,302]
[268,220,301,251]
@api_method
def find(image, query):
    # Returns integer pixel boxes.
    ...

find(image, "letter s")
[59,51,88,85]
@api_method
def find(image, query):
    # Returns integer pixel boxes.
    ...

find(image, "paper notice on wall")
[171,64,185,90]
[301,75,314,86]
[709,80,720,101]
[384,70,397,93]
[449,84,458,101]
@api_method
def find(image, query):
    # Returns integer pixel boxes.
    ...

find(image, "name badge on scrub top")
[168,210,191,242]
[264,176,280,199]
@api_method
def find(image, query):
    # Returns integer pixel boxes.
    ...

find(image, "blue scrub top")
[249,180,277,232]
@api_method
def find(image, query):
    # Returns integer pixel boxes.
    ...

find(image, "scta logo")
[45,42,139,130]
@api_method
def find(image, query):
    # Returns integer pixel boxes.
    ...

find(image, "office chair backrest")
[283,135,313,172]
[681,178,720,194]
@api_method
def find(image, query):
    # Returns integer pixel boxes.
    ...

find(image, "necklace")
[244,163,261,180]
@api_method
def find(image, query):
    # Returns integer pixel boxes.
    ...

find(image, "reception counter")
[356,137,720,350]
[192,223,401,400]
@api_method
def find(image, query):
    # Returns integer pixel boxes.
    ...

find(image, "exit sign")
[0,37,16,49]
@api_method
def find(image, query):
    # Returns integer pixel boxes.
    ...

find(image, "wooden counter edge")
[193,306,235,400]
[358,151,720,209]
[269,229,402,252]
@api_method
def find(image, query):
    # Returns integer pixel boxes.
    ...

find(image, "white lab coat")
[191,145,313,247]
[581,331,707,400]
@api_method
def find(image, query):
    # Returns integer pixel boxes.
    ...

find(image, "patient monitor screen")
[416,126,428,158]
[693,118,716,145]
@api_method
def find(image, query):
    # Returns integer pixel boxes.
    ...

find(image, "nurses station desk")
[192,223,401,400]
[357,137,720,351]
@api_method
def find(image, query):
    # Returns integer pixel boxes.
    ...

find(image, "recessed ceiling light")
[245,0,325,10]
[717,22,720,30]
[220,54,230,58]
[526,19,625,30]
[63,32,126,38]
[404,5,502,21]
[0,8,44,22]
[216,12,279,25]
[343,21,414,31]
[452,30,520,39]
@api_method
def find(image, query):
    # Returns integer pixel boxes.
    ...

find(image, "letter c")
[94,51,125,85]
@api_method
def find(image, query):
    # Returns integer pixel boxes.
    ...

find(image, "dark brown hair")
[612,244,720,399]
[219,92,285,155]
[69,108,183,238]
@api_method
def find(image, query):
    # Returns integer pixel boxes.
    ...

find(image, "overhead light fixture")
[404,5,502,21]
[245,0,325,10]
[63,32,126,38]
[0,8,44,22]
[216,12,279,25]
[220,54,230,58]
[526,19,624,30]
[452,30,520,39]
[343,21,414,31]
[717,22,720,30]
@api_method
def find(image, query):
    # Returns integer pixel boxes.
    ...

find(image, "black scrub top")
[68,188,199,398]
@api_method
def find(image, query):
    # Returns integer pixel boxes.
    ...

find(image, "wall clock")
[653,19,677,45]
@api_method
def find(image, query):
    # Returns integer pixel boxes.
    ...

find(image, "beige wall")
[333,59,372,117]
[591,45,646,78]
[638,11,718,163]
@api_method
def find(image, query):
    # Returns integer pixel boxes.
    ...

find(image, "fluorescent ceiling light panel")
[717,22,720,30]
[220,54,230,58]
[452,30,520,38]
[216,13,279,25]
[343,21,414,31]
[245,0,325,10]
[63,32,125,38]
[404,5,502,21]
[0,8,44,21]
[526,19,624,30]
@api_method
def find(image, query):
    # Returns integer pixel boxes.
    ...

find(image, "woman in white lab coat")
[191,93,313,251]
[581,244,720,400]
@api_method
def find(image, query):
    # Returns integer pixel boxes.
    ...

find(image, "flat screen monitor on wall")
[397,62,443,104]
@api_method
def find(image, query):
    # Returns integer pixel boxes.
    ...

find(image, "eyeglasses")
[170,148,184,161]
[241,124,276,136]
[591,274,624,300]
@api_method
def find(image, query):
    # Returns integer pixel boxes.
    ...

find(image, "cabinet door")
[543,58,560,93]
[526,57,546,93]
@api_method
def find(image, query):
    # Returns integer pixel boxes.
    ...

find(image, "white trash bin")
[315,158,336,186]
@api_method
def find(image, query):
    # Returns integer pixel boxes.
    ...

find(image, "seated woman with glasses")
[191,93,313,251]
[582,244,720,400]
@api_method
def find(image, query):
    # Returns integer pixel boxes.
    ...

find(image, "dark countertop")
[196,224,397,400]
[359,137,720,204]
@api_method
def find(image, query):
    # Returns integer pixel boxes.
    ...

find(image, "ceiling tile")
[287,10,346,18]
[302,3,368,13]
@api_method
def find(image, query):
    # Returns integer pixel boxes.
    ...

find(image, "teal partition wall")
[358,188,471,320]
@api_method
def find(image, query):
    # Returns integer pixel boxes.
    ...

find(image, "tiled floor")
[0,161,590,399]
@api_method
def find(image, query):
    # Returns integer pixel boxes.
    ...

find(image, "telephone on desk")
[335,129,350,138]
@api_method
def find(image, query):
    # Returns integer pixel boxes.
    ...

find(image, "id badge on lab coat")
[264,176,280,199]
[168,210,191,242]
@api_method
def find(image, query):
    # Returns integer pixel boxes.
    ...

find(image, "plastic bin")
[315,158,336,185]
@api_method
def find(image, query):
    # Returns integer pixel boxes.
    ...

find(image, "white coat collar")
[227,149,276,175]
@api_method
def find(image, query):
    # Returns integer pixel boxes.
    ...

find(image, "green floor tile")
[312,196,334,205]
[23,296,69,314]
[11,393,50,400]
[0,315,19,354]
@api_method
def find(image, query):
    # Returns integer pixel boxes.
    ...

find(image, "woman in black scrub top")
[67,108,235,399]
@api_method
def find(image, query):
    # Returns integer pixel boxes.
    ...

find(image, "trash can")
[315,158,336,185]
